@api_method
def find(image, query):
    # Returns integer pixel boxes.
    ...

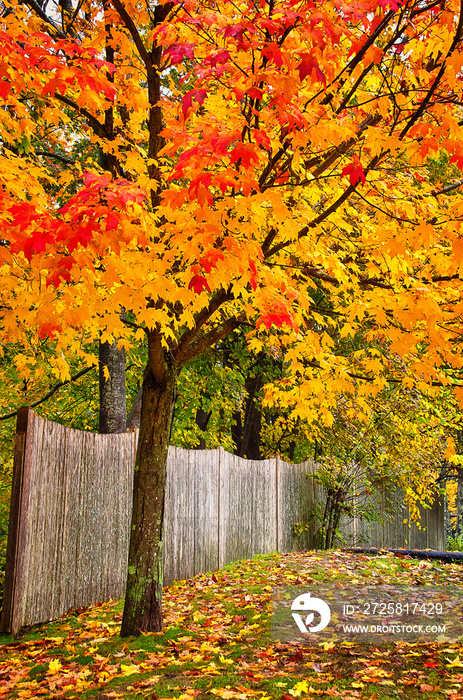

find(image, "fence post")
[1,407,34,635]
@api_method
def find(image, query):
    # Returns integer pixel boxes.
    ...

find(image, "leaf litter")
[0,549,463,699]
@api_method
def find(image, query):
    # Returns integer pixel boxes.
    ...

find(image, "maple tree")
[2,0,463,636]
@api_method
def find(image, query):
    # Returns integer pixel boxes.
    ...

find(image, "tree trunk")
[195,407,211,449]
[127,386,143,429]
[99,339,127,433]
[232,375,263,460]
[120,354,177,636]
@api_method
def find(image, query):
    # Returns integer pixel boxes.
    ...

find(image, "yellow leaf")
[447,656,463,668]
[47,659,62,674]
[219,654,234,665]
[289,680,308,697]
[119,663,140,676]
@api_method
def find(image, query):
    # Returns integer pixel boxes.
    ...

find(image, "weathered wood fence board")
[277,459,318,552]
[351,489,445,551]
[219,454,277,566]
[1,410,137,636]
[1,409,445,636]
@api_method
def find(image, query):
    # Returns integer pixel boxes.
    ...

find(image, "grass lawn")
[0,549,463,699]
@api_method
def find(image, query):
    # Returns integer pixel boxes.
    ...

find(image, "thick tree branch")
[307,10,395,108]
[172,288,235,365]
[264,151,388,259]
[147,330,167,383]
[429,178,463,197]
[308,114,382,177]
[270,264,460,291]
[175,316,245,367]
[122,317,146,332]
[304,358,461,388]
[400,1,463,140]
[265,183,357,258]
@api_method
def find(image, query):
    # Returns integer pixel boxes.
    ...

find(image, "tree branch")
[0,365,96,422]
[21,0,66,37]
[265,182,357,259]
[309,114,382,178]
[400,1,463,140]
[303,358,461,388]
[110,0,153,71]
[54,94,106,137]
[175,315,245,367]
[172,287,234,365]
[36,150,75,164]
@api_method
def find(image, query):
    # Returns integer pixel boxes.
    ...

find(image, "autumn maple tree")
[2,0,463,634]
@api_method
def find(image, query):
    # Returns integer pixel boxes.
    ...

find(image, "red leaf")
[188,275,210,293]
[258,312,289,329]
[199,250,224,273]
[394,41,406,54]
[182,88,208,117]
[253,129,271,149]
[38,323,63,339]
[203,49,231,67]
[230,142,260,168]
[46,257,75,287]
[105,213,120,231]
[42,77,68,96]
[0,80,11,99]
[450,153,463,169]
[341,156,366,186]
[92,59,117,74]
[246,87,263,100]
[257,307,296,330]
[165,43,195,64]
[378,0,403,9]
[23,230,55,261]
[249,260,258,290]
[258,18,282,33]
[188,173,213,206]
[222,24,245,41]
[262,43,284,68]
[297,54,326,84]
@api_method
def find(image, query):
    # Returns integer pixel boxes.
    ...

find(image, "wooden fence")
[1,408,444,635]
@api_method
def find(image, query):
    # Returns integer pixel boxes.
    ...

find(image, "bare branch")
[21,0,66,37]
[54,93,106,137]
[36,150,75,164]
[0,365,96,422]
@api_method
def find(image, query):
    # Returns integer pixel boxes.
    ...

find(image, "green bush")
[446,534,463,552]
